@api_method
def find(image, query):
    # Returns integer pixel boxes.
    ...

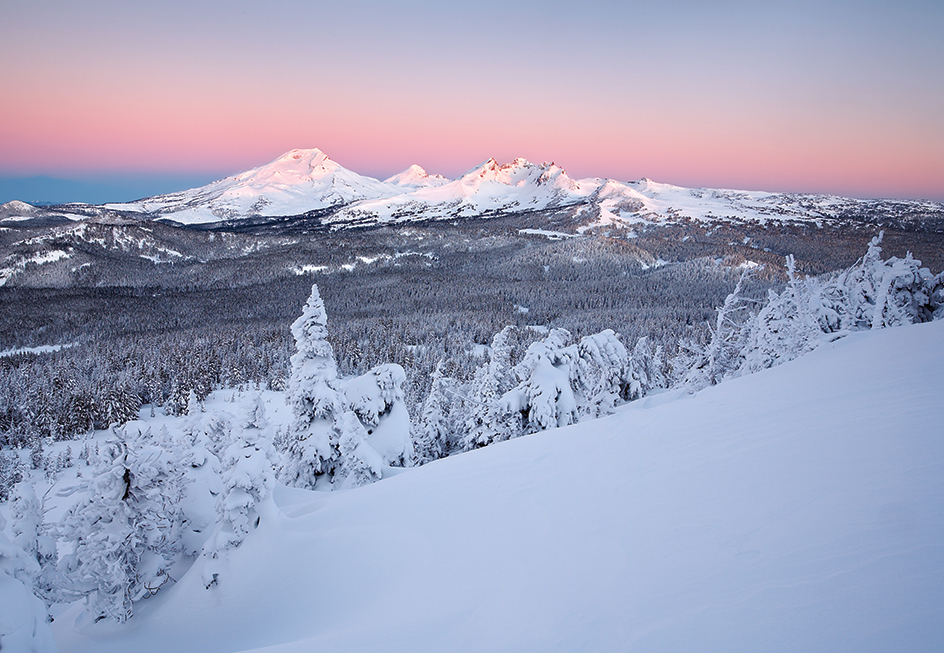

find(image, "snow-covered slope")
[108,149,402,224]
[52,319,944,652]
[91,149,944,228]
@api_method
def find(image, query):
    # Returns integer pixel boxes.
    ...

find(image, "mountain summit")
[113,149,399,224]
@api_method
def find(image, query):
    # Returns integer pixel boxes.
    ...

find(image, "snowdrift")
[53,320,944,652]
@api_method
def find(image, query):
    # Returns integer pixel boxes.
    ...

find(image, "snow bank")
[52,320,944,652]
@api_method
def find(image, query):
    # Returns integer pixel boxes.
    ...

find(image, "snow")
[89,149,944,229]
[0,249,73,286]
[517,228,575,240]
[42,319,944,652]
[0,343,75,357]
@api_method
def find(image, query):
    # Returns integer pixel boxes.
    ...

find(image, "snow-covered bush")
[202,395,279,588]
[0,512,58,652]
[501,328,578,434]
[336,411,383,489]
[344,363,413,468]
[56,427,188,623]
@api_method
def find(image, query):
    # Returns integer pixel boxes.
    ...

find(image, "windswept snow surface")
[53,321,944,652]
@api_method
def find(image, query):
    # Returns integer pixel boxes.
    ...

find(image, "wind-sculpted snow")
[42,319,944,652]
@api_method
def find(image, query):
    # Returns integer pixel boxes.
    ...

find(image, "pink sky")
[2,0,942,200]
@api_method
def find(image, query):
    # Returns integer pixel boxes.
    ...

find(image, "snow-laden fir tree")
[344,363,413,469]
[177,431,224,558]
[625,337,666,401]
[836,232,941,330]
[0,512,58,653]
[336,411,384,489]
[202,394,279,588]
[56,427,187,624]
[501,328,578,434]
[461,326,521,449]
[281,284,344,489]
[414,360,453,464]
[672,270,756,391]
[739,255,827,375]
[572,329,629,419]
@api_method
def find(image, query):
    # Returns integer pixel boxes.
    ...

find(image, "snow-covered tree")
[0,512,58,653]
[177,432,224,558]
[10,482,57,605]
[202,395,279,588]
[336,411,383,489]
[625,337,666,401]
[461,326,521,449]
[344,363,413,469]
[501,329,578,434]
[673,270,756,391]
[572,329,629,419]
[57,427,188,623]
[282,284,344,488]
[414,360,453,464]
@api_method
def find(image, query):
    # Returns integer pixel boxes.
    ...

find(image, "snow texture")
[46,318,944,653]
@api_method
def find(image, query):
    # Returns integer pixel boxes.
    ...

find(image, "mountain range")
[3,148,943,232]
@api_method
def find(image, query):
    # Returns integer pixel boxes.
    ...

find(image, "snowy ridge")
[47,319,944,652]
[89,149,944,228]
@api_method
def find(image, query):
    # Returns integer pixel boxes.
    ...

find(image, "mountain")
[384,164,449,189]
[108,149,402,224]
[5,149,944,233]
[48,318,944,652]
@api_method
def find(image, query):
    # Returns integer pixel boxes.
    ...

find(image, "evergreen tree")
[281,284,344,488]
[461,326,521,449]
[344,363,413,469]
[414,360,452,464]
[501,328,577,434]
[572,329,629,419]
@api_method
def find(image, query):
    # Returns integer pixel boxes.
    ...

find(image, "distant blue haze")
[0,174,220,206]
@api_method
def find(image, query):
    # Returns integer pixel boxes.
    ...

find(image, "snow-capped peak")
[385,164,449,188]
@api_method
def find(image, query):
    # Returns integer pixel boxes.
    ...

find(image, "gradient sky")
[2,0,942,201]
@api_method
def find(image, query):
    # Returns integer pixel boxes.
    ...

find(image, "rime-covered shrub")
[202,395,279,588]
[56,427,187,624]
[501,329,578,434]
[344,363,413,468]
[0,512,57,652]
